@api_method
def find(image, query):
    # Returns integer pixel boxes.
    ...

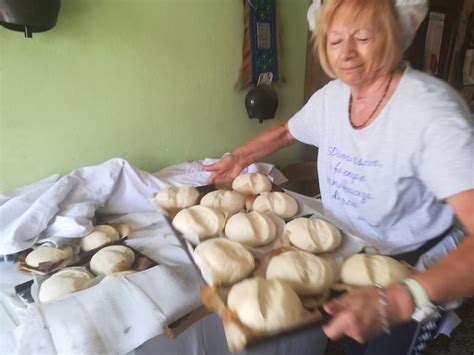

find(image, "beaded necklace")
[349,71,394,129]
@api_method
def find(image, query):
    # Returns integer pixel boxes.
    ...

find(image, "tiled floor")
[324,298,474,355]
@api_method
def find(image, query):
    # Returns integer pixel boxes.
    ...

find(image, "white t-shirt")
[288,65,474,255]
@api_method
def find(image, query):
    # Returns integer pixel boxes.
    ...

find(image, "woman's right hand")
[203,122,295,184]
[202,153,244,184]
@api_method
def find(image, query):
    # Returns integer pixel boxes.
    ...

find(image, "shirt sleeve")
[417,98,474,200]
[287,84,327,147]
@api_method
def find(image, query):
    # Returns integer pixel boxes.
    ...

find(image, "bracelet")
[374,283,391,335]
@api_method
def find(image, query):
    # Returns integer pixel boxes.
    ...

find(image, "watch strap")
[401,278,431,308]
[401,278,440,323]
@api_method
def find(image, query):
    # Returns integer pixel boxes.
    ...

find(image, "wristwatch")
[401,278,441,323]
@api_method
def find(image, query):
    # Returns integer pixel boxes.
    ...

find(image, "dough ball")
[194,238,255,286]
[89,245,135,276]
[251,192,298,219]
[200,190,245,215]
[39,268,93,302]
[341,254,412,288]
[172,205,225,240]
[286,218,341,253]
[80,225,120,252]
[232,173,272,195]
[266,250,333,295]
[225,211,276,247]
[227,277,305,333]
[154,186,200,210]
[26,245,73,268]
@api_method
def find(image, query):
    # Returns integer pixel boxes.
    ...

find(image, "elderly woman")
[204,0,474,354]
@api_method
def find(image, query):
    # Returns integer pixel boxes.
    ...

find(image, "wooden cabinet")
[405,0,465,82]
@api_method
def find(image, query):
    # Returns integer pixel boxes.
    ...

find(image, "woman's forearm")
[387,234,474,325]
[415,191,474,305]
[232,122,296,168]
[414,234,474,305]
[388,190,474,323]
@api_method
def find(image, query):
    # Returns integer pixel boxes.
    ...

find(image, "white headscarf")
[307,0,428,49]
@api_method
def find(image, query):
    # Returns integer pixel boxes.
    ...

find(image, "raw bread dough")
[341,254,412,287]
[154,186,200,210]
[232,173,272,195]
[200,190,245,215]
[172,205,225,240]
[89,245,135,275]
[193,238,255,286]
[39,268,93,302]
[286,218,341,253]
[227,277,305,333]
[26,245,74,267]
[225,211,276,247]
[251,192,298,219]
[80,225,120,252]
[266,250,333,295]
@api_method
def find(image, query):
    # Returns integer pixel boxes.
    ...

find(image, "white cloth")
[288,64,474,255]
[154,157,288,187]
[396,0,429,49]
[15,265,202,355]
[0,158,166,254]
[306,0,428,50]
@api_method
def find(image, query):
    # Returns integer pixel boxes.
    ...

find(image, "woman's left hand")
[322,287,385,343]
[322,283,415,343]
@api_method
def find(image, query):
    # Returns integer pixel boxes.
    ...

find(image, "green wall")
[0,0,309,192]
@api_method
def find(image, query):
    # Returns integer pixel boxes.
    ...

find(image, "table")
[1,192,334,354]
[134,313,328,355]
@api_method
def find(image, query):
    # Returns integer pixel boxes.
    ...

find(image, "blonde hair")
[314,0,404,78]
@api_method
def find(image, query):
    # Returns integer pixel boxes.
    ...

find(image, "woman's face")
[326,6,384,87]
